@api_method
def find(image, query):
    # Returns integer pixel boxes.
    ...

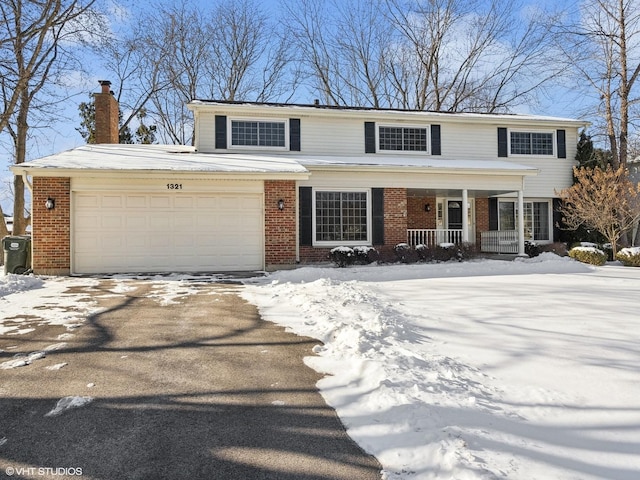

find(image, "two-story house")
[11,81,588,275]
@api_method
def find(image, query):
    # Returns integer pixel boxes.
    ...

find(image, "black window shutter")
[553,198,562,242]
[497,127,508,157]
[299,187,313,246]
[215,115,227,149]
[431,125,441,155]
[365,122,376,153]
[557,129,566,158]
[489,198,498,230]
[290,118,301,151]
[372,188,384,245]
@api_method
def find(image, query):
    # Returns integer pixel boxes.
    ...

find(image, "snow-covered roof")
[188,99,590,127]
[12,143,537,178]
[12,144,309,177]
[297,155,537,174]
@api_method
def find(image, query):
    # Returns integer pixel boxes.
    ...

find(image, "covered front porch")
[405,188,528,255]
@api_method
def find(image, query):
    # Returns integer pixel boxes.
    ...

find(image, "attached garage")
[12,144,309,275]
[73,191,264,274]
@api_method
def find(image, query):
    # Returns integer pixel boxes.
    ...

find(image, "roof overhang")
[10,144,311,180]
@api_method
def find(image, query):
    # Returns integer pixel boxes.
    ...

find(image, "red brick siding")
[384,188,408,245]
[32,177,71,275]
[264,180,297,267]
[407,195,437,229]
[475,197,489,245]
[94,91,119,144]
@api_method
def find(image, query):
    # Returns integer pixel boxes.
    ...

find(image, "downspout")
[22,170,33,193]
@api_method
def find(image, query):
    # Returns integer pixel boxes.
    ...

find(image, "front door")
[447,201,462,229]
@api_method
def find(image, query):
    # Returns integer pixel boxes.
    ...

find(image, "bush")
[394,243,418,263]
[353,246,379,265]
[616,247,640,267]
[525,241,541,258]
[415,244,432,262]
[330,247,354,267]
[568,246,607,266]
[330,246,378,267]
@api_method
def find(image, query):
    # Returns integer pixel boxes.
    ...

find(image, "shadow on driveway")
[0,279,382,480]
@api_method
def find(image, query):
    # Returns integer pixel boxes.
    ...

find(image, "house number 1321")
[167,183,183,190]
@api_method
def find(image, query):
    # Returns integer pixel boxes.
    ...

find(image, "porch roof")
[296,155,538,176]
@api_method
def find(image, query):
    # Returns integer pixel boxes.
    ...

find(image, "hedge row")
[330,243,476,268]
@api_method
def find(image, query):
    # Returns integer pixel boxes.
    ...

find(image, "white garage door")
[73,192,263,274]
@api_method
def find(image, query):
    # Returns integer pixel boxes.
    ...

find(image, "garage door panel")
[73,192,263,274]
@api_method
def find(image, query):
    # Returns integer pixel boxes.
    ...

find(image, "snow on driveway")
[241,255,640,480]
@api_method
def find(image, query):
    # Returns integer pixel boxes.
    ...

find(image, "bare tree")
[103,0,292,146]
[556,0,640,168]
[284,0,561,111]
[557,165,640,255]
[385,0,561,112]
[0,0,103,235]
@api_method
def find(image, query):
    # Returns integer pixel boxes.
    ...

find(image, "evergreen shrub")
[616,247,640,267]
[568,246,607,266]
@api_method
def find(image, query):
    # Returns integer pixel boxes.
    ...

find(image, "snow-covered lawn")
[242,255,640,480]
[2,256,639,479]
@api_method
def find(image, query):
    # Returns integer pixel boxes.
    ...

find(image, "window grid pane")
[403,128,427,151]
[499,202,515,230]
[533,202,549,240]
[316,192,367,242]
[379,127,403,150]
[259,122,285,147]
[510,132,531,155]
[531,133,553,155]
[232,121,258,146]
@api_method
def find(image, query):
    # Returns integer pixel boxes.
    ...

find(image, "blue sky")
[1,0,588,213]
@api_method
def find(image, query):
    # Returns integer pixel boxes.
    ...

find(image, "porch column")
[517,189,526,255]
[462,189,469,243]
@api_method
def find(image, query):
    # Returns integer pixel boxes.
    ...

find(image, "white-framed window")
[509,131,554,156]
[229,119,288,149]
[378,125,428,152]
[313,189,371,245]
[498,200,551,241]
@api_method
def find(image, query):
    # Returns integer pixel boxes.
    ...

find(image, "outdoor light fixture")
[278,199,285,210]
[424,203,431,212]
[45,197,55,210]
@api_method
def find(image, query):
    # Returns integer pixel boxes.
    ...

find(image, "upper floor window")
[231,120,286,147]
[510,132,553,156]
[379,126,428,152]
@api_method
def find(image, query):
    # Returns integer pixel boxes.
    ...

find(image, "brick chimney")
[94,80,119,144]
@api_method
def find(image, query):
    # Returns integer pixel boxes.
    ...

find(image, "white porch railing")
[480,230,518,253]
[407,229,463,247]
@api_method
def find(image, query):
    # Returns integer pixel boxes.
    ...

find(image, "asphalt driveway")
[0,278,382,480]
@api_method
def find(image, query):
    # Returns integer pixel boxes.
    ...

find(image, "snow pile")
[45,396,93,417]
[242,256,640,479]
[0,273,43,297]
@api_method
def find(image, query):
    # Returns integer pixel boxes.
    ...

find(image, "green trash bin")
[2,235,31,274]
